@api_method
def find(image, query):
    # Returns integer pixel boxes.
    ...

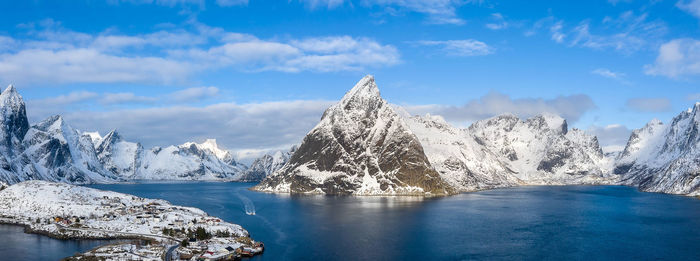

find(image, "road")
[57,224,180,260]
[165,244,179,261]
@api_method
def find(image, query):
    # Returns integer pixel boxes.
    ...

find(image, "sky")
[0,0,699,161]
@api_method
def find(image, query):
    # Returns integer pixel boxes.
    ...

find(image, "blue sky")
[0,0,699,159]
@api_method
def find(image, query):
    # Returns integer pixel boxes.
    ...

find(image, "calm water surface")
[6,183,700,260]
[0,225,119,261]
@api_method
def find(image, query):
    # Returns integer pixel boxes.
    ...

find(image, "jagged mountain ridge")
[93,131,249,181]
[240,146,297,182]
[467,113,613,185]
[255,75,697,197]
[615,103,700,196]
[0,85,250,185]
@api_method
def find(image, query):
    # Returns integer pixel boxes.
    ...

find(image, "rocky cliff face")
[254,75,455,196]
[240,146,297,182]
[95,130,143,179]
[467,113,613,185]
[402,113,520,191]
[615,103,700,196]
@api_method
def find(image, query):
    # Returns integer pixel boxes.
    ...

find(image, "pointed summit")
[254,75,455,196]
[528,113,567,134]
[4,84,16,93]
[100,129,123,145]
[340,75,379,103]
[0,84,29,152]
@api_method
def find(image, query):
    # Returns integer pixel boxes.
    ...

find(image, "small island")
[0,180,263,260]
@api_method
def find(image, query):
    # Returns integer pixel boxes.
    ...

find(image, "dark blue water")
[5,184,700,260]
[0,224,119,261]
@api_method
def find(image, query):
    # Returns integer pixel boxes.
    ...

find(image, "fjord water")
[82,183,700,261]
[0,225,119,261]
[7,183,700,260]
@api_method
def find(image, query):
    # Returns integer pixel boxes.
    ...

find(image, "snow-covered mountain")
[135,139,247,181]
[467,113,613,185]
[95,131,248,181]
[240,146,297,182]
[253,75,455,196]
[402,113,520,191]
[20,115,117,184]
[254,75,624,196]
[0,85,249,185]
[615,103,700,196]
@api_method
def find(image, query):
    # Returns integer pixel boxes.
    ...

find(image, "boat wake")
[236,193,256,215]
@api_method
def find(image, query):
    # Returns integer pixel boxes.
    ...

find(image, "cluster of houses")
[177,238,264,261]
[52,216,84,226]
[41,195,265,260]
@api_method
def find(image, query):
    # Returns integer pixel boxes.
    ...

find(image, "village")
[0,181,264,260]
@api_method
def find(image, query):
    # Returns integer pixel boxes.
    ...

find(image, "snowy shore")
[0,180,263,260]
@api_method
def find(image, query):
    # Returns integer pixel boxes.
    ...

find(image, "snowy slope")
[96,132,248,181]
[19,115,117,184]
[240,146,297,182]
[402,113,520,191]
[615,103,700,196]
[0,180,248,238]
[468,113,613,185]
[135,140,247,181]
[254,75,454,196]
[95,130,143,179]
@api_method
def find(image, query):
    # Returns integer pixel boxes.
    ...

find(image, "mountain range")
[1,77,698,197]
[254,75,700,196]
[0,84,294,185]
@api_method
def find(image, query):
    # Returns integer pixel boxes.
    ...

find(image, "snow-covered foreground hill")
[256,75,700,197]
[0,180,263,260]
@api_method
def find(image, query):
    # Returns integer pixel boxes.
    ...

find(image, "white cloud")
[0,22,400,85]
[625,98,672,112]
[416,39,493,56]
[108,0,245,7]
[100,92,158,105]
[215,0,249,6]
[403,91,596,125]
[169,86,220,102]
[550,21,566,43]
[300,0,474,25]
[586,124,632,153]
[677,0,700,19]
[0,48,193,85]
[299,0,345,9]
[535,11,666,54]
[51,100,335,151]
[485,13,508,30]
[30,91,99,106]
[644,38,700,78]
[688,93,700,100]
[591,68,631,84]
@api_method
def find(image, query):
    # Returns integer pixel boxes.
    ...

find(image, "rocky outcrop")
[615,103,700,196]
[240,146,297,182]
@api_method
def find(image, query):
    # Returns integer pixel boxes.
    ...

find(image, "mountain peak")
[4,84,16,94]
[0,84,24,106]
[181,138,231,160]
[103,129,122,142]
[530,113,567,134]
[339,75,380,104]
